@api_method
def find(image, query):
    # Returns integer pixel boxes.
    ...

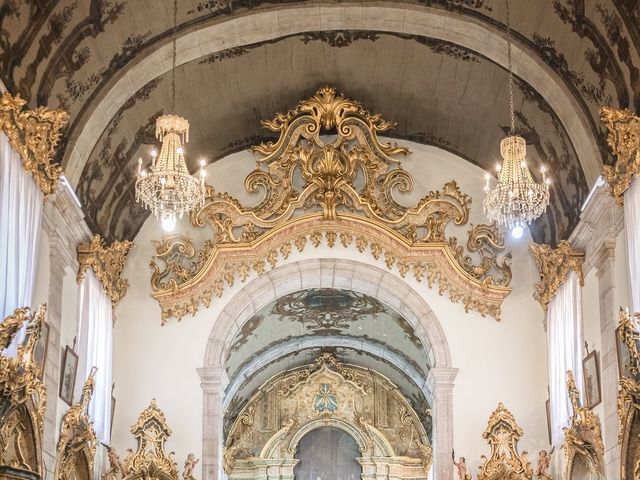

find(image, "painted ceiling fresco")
[1,0,639,244]
[222,289,433,435]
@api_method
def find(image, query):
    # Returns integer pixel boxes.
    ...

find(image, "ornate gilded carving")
[562,370,605,480]
[150,87,512,323]
[600,106,640,205]
[55,367,97,480]
[124,400,178,480]
[224,353,431,479]
[618,307,640,376]
[530,240,584,309]
[0,305,48,478]
[0,92,69,195]
[77,234,133,304]
[477,403,533,480]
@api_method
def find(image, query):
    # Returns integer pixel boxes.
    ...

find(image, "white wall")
[112,141,549,476]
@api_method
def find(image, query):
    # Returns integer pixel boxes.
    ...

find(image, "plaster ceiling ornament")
[149,87,513,323]
[483,0,550,238]
[0,92,68,196]
[134,0,206,232]
[562,370,605,480]
[55,367,97,480]
[223,353,432,478]
[0,305,48,479]
[601,106,640,205]
[477,403,533,480]
[529,240,584,310]
[77,234,133,304]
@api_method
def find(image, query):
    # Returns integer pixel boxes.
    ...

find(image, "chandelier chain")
[506,0,515,134]
[171,0,177,113]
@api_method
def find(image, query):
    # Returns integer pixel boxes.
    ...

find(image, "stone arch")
[65,3,600,187]
[199,258,457,480]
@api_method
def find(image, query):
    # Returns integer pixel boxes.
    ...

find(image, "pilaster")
[427,366,458,480]
[199,367,230,480]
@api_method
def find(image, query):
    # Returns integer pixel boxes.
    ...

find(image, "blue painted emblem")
[314,384,338,412]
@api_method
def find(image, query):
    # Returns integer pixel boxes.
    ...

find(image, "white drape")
[78,269,113,443]
[624,178,640,313]
[547,270,584,446]
[0,132,42,352]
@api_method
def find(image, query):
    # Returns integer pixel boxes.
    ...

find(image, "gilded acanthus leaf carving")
[55,367,97,480]
[151,87,512,323]
[0,92,69,195]
[530,240,584,309]
[77,234,133,304]
[562,370,605,480]
[600,106,640,205]
[477,403,532,480]
[617,307,640,377]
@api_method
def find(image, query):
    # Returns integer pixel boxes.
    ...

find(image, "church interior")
[1,1,640,479]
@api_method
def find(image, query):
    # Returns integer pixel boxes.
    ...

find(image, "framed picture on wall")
[59,346,79,406]
[616,326,632,379]
[582,350,602,409]
[545,398,552,444]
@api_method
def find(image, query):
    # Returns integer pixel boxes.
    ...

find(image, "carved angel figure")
[102,447,125,480]
[183,453,199,480]
[534,449,552,479]
[453,452,472,480]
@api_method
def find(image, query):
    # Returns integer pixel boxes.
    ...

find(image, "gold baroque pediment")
[150,87,512,323]
[530,241,584,309]
[0,92,69,196]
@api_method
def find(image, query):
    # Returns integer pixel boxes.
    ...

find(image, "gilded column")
[199,367,229,480]
[427,366,458,480]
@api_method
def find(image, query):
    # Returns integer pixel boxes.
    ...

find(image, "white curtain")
[0,132,42,352]
[77,269,113,443]
[547,270,584,446]
[624,178,640,313]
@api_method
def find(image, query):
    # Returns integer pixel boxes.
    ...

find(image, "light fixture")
[483,0,550,234]
[135,0,206,231]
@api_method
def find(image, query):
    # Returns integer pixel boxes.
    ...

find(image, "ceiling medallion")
[483,0,550,239]
[134,0,205,232]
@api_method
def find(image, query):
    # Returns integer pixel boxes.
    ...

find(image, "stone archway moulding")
[64,3,601,187]
[198,258,458,480]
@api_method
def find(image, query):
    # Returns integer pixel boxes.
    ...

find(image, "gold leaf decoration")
[600,106,640,205]
[77,234,133,304]
[477,403,532,480]
[0,92,69,195]
[150,88,512,323]
[530,240,584,309]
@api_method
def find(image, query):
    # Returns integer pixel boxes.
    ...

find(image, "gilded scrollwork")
[617,307,640,376]
[600,106,640,205]
[477,402,532,480]
[77,234,133,304]
[0,92,69,196]
[562,370,605,480]
[530,240,584,309]
[55,367,98,480]
[150,87,512,323]
[0,305,48,478]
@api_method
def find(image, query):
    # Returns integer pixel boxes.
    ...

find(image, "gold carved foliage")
[600,106,640,205]
[0,92,69,195]
[477,403,533,480]
[55,368,98,480]
[150,87,512,323]
[77,234,133,304]
[0,305,48,477]
[562,370,605,480]
[530,241,584,309]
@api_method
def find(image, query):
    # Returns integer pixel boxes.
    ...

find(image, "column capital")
[198,367,229,393]
[426,366,458,392]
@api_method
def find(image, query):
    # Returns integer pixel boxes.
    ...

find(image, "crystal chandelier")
[135,0,205,232]
[483,0,550,239]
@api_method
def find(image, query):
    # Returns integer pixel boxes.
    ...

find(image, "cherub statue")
[122,447,135,475]
[183,453,199,480]
[452,451,472,480]
[534,449,553,479]
[102,447,124,480]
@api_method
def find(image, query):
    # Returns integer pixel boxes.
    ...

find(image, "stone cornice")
[530,241,585,309]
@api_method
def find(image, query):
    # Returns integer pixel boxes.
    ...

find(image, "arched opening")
[293,427,362,480]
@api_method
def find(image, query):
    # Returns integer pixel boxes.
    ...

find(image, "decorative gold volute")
[617,308,640,377]
[600,106,640,205]
[477,403,533,480]
[562,370,605,480]
[0,92,69,195]
[125,399,178,480]
[151,87,512,323]
[530,240,584,309]
[77,234,133,304]
[55,367,98,480]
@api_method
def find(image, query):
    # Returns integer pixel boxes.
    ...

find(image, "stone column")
[427,366,458,480]
[199,367,230,480]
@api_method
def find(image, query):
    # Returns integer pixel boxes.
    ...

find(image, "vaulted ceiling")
[2,0,639,244]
